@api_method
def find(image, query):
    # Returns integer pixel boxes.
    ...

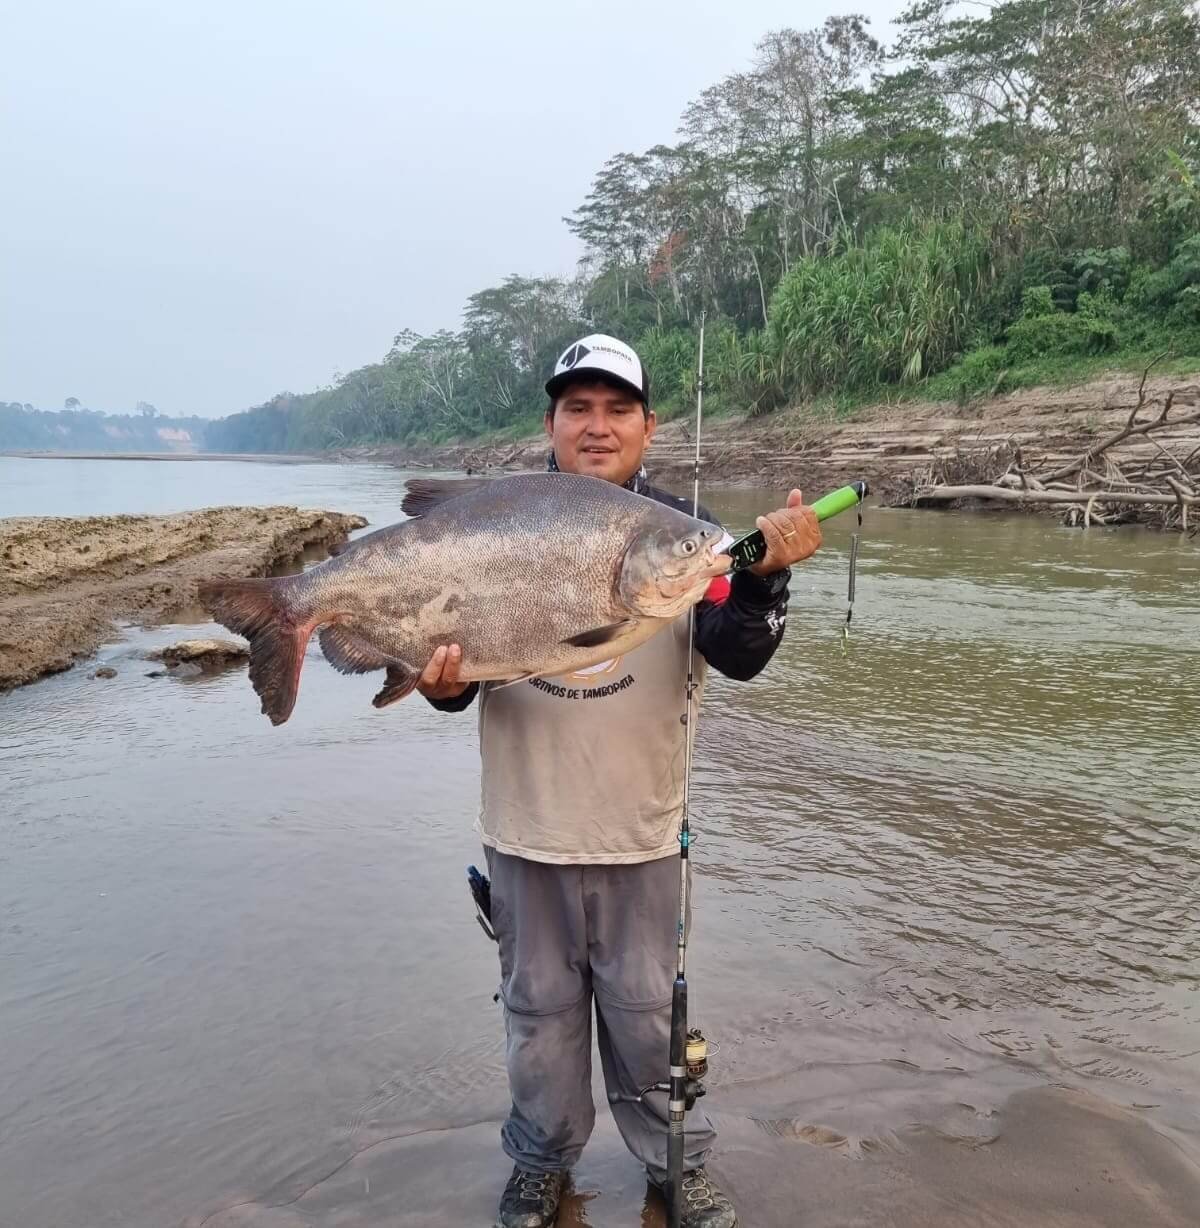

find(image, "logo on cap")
[558,343,591,372]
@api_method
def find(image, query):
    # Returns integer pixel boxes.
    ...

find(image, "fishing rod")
[604,316,869,1228]
[605,316,711,1228]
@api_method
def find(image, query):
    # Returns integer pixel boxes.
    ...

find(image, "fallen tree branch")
[1166,477,1194,532]
[1136,349,1172,408]
[1040,395,1199,485]
[912,484,1198,509]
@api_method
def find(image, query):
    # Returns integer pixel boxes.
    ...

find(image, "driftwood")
[909,357,1200,531]
[913,484,1196,508]
[458,440,528,472]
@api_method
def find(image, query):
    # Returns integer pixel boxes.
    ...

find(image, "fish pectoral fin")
[401,478,491,518]
[318,625,396,675]
[371,664,420,709]
[561,620,637,649]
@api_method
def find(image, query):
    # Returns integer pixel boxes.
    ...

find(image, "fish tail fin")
[197,577,314,725]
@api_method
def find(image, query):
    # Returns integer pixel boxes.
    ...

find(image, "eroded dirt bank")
[342,374,1200,505]
[0,506,366,690]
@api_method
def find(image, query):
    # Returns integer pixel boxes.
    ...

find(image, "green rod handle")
[722,479,869,572]
[811,480,869,522]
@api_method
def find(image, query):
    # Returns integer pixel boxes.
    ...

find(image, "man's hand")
[417,644,470,700]
[749,488,822,577]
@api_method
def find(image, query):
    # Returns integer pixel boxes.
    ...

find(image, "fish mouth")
[655,548,732,601]
[693,546,732,581]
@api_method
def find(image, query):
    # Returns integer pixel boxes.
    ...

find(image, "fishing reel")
[607,1027,711,1112]
[685,1027,709,1080]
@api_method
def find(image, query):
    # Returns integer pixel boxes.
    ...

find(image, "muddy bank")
[0,506,366,691]
[338,374,1200,505]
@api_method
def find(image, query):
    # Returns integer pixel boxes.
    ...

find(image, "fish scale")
[198,472,728,725]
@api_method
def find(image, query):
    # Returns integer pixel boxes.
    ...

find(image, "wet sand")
[194,1086,1200,1227]
[0,506,366,689]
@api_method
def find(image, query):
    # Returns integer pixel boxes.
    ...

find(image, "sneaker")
[496,1164,568,1228]
[651,1167,738,1228]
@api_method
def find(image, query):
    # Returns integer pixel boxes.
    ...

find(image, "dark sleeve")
[689,497,790,682]
[694,566,790,681]
[425,682,480,712]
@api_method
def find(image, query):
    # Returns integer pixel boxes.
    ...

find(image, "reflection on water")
[1,459,1198,1227]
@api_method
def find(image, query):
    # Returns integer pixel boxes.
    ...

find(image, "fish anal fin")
[198,577,313,726]
[372,665,420,709]
[561,620,636,649]
[318,625,396,675]
[402,478,491,519]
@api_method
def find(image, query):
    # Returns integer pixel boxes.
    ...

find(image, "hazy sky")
[3,1,902,418]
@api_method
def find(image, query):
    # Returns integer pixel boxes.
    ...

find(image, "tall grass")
[742,220,992,406]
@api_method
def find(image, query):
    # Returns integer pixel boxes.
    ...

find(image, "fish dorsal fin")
[402,478,491,518]
[561,620,636,648]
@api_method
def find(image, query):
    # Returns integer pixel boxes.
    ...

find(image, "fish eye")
[681,539,697,555]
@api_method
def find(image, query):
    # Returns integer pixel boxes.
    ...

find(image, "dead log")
[912,484,1198,509]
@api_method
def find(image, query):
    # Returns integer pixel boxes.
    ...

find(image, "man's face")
[545,381,656,484]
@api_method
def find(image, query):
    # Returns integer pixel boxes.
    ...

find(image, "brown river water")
[1,456,1198,1227]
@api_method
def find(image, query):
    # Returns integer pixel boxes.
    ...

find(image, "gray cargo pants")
[484,847,716,1178]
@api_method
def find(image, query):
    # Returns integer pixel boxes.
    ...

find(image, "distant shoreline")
[0,450,324,464]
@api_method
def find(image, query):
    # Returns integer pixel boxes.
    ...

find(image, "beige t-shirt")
[475,615,704,864]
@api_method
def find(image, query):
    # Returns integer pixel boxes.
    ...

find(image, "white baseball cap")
[545,333,650,407]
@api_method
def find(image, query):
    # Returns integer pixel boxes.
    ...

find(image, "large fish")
[198,473,730,725]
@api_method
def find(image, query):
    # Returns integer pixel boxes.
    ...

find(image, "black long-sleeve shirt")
[429,480,789,712]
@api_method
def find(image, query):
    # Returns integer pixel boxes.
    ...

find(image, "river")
[1,455,1198,1227]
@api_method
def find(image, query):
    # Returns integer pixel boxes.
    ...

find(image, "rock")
[148,638,250,671]
[91,666,117,679]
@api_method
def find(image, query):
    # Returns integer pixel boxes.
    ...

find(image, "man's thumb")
[787,488,804,508]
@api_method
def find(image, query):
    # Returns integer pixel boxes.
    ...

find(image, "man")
[420,334,821,1228]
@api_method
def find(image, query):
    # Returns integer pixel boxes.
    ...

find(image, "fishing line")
[605,317,711,1228]
[841,502,862,657]
[667,309,706,1228]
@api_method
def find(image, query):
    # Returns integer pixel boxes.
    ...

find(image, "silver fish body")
[199,473,728,724]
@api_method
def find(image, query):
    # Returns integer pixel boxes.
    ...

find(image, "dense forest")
[217,1,1199,451]
[0,401,208,453]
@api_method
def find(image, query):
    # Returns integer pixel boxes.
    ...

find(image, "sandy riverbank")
[0,506,366,690]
